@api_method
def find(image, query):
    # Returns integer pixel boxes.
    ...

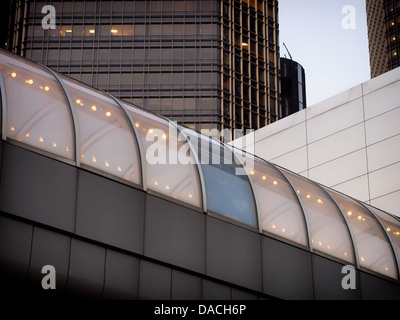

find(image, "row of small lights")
[249,170,326,205]
[75,98,112,118]
[9,72,71,152]
[347,210,400,235]
[8,69,400,275]
[61,28,120,35]
[14,73,173,179]
[11,71,400,240]
[12,72,50,92]
[270,219,392,273]
[268,222,352,259]
[249,170,400,238]
[10,72,130,174]
[153,180,193,199]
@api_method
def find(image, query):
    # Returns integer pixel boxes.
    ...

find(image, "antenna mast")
[283,42,293,60]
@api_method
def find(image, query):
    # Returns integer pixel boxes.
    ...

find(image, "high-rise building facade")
[366,0,400,78]
[5,0,281,136]
[280,57,306,118]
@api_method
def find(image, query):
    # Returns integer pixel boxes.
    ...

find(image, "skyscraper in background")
[366,0,400,78]
[280,57,306,118]
[4,0,281,137]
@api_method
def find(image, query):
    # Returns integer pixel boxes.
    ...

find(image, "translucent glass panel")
[366,205,400,277]
[61,76,141,185]
[183,129,257,228]
[123,104,202,208]
[236,153,308,246]
[283,169,355,264]
[329,190,398,279]
[0,51,74,159]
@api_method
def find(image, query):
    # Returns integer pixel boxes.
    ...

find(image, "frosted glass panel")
[1,51,74,159]
[364,204,400,278]
[283,169,355,264]
[123,104,202,208]
[61,76,141,185]
[237,154,308,246]
[330,190,398,279]
[183,130,257,228]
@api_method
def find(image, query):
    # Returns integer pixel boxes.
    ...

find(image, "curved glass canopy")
[61,75,141,185]
[123,104,202,209]
[0,51,75,160]
[181,128,258,228]
[328,189,398,279]
[282,169,355,264]
[1,50,400,280]
[234,151,309,247]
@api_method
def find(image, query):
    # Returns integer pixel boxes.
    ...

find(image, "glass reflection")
[183,129,258,228]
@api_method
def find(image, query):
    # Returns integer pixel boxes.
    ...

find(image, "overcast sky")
[279,0,371,106]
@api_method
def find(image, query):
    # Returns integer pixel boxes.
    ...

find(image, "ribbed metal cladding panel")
[0,143,77,232]
[0,140,3,181]
[102,249,139,300]
[171,270,202,300]
[138,260,171,300]
[144,194,206,274]
[205,216,262,292]
[66,238,106,299]
[27,227,70,293]
[202,279,231,300]
[261,236,314,300]
[75,169,145,254]
[312,255,360,300]
[0,215,33,280]
[359,271,400,300]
